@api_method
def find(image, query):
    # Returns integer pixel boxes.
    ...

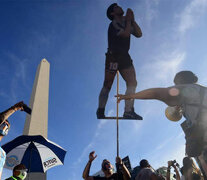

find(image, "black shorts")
[105,51,133,72]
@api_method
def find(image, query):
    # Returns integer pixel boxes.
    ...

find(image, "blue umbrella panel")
[2,135,66,173]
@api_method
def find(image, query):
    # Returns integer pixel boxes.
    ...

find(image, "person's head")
[140,159,150,168]
[101,159,113,175]
[183,157,193,168]
[182,157,201,179]
[107,3,124,21]
[13,164,27,179]
[174,71,198,85]
[0,120,10,137]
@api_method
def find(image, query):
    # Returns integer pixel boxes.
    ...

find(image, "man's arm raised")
[117,87,181,107]
[116,157,131,180]
[0,101,25,125]
[131,21,142,38]
[82,151,97,180]
[118,9,133,38]
[130,9,142,38]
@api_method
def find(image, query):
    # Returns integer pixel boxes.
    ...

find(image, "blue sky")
[0,0,207,179]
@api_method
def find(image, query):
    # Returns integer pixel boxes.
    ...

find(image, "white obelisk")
[23,59,50,180]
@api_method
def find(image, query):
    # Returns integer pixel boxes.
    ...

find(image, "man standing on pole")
[97,3,143,119]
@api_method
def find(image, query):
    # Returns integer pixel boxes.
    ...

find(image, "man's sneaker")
[123,110,143,120]
[96,108,105,119]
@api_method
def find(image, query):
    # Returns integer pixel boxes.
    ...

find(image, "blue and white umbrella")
[2,135,66,173]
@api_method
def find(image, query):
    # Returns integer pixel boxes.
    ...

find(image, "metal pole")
[116,71,119,157]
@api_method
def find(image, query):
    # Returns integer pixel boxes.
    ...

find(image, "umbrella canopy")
[2,135,66,173]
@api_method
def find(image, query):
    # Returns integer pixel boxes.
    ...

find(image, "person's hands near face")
[126,9,132,22]
[127,8,134,22]
[126,8,134,22]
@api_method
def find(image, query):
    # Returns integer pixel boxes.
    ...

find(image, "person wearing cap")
[0,101,26,179]
[82,151,131,180]
[96,3,142,119]
[135,159,157,180]
[5,164,28,180]
[116,70,207,177]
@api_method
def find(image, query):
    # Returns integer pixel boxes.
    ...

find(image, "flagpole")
[116,71,119,157]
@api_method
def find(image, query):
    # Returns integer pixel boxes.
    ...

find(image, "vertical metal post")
[116,71,119,157]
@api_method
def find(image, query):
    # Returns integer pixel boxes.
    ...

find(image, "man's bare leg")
[97,70,116,118]
[120,66,142,119]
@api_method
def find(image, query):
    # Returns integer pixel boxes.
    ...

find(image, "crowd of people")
[82,152,204,180]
